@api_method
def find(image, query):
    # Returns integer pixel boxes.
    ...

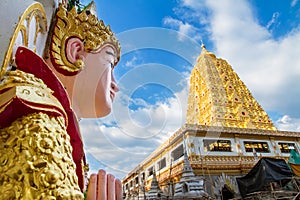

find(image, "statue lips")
[110,90,115,101]
[110,77,119,101]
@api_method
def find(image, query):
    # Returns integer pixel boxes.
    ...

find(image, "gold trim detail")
[0,70,66,118]
[0,2,47,79]
[0,112,83,199]
[50,4,121,74]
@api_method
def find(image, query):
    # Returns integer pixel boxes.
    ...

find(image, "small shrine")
[146,170,167,200]
[174,150,209,199]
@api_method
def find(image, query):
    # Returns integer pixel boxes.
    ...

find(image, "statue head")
[48,3,120,75]
[46,3,121,118]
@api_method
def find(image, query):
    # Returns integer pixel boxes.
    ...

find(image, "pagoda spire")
[146,170,166,199]
[174,144,209,199]
[186,47,276,130]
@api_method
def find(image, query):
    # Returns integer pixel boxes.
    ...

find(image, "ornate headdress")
[49,3,120,75]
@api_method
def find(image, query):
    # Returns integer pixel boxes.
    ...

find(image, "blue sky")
[79,0,300,179]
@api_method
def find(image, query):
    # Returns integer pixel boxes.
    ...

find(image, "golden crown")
[49,3,120,75]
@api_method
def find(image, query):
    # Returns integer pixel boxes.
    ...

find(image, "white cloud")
[291,0,298,7]
[129,97,149,108]
[275,115,300,131]
[163,17,196,41]
[125,55,138,67]
[188,0,300,127]
[266,12,280,30]
[181,0,204,9]
[80,81,189,179]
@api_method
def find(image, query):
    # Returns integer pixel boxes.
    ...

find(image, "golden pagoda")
[186,45,276,131]
[122,46,300,199]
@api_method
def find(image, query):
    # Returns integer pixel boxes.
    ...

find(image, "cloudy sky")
[79,0,300,179]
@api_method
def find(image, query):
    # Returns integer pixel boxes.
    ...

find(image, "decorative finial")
[201,40,206,49]
[84,1,97,16]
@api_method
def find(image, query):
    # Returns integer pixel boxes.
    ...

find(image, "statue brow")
[106,51,116,58]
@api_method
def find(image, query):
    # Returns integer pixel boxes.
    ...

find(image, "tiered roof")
[186,45,276,130]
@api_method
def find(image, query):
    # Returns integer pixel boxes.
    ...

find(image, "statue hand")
[86,169,122,200]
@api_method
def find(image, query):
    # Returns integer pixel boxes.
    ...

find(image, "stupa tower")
[186,45,276,130]
[122,46,300,199]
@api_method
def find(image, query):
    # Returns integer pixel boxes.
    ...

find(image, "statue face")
[63,45,119,118]
[85,45,119,117]
[47,4,121,119]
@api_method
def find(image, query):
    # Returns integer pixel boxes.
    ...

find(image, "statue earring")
[74,59,85,70]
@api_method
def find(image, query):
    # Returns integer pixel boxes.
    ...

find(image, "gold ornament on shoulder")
[50,4,121,75]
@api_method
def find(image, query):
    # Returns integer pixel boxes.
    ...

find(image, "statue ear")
[65,37,85,64]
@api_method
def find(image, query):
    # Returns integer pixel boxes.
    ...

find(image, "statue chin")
[73,102,112,119]
[96,107,112,118]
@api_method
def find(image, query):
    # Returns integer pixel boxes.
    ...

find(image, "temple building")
[122,46,300,199]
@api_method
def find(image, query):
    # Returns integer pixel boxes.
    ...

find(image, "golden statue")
[0,0,121,199]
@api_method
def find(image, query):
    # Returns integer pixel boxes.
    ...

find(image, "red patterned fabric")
[1,46,86,191]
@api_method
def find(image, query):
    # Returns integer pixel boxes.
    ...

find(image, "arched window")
[182,183,189,193]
